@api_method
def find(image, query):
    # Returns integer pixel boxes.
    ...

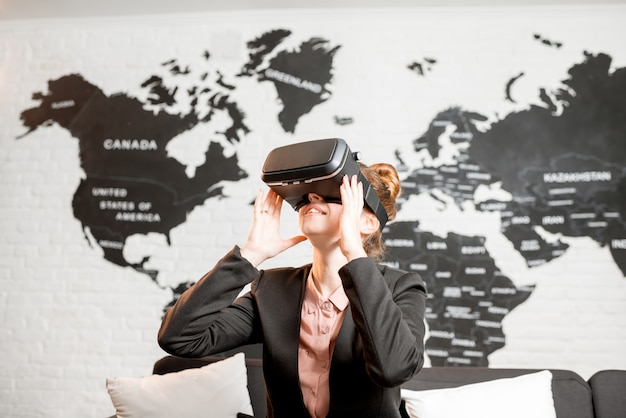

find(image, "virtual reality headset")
[261,138,389,228]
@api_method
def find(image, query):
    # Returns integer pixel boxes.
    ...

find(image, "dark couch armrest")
[588,369,626,418]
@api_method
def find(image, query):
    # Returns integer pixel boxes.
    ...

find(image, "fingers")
[339,175,369,260]
[270,190,283,214]
[254,188,283,217]
[253,189,265,216]
[340,175,363,213]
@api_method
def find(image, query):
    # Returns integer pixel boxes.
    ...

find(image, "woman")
[158,162,427,418]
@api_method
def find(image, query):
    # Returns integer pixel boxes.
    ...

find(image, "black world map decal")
[17,27,626,367]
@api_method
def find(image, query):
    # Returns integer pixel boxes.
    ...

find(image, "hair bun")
[369,163,401,202]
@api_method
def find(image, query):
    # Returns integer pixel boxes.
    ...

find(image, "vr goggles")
[261,138,389,228]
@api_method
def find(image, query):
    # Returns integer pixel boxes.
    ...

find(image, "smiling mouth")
[305,207,326,215]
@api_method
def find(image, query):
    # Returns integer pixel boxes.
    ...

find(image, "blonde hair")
[359,162,401,261]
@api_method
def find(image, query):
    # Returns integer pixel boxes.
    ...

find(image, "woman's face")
[298,193,342,240]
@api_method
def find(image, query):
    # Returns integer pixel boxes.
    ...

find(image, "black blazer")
[158,247,427,418]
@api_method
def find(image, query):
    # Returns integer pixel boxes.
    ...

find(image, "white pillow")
[401,370,556,418]
[106,352,253,418]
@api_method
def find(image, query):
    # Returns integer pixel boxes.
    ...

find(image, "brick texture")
[0,6,625,417]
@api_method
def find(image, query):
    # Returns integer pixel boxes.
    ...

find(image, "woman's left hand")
[339,175,368,261]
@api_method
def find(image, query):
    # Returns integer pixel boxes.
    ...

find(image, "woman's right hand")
[239,189,307,267]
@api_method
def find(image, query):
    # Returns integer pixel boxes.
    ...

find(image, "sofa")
[106,344,626,418]
[143,344,625,418]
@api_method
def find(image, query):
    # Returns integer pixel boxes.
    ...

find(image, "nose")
[307,192,323,202]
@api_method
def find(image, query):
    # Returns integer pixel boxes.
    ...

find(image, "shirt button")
[323,301,332,310]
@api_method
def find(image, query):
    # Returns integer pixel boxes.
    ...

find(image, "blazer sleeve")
[339,257,427,387]
[157,246,261,357]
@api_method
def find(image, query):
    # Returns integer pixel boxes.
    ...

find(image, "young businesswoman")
[158,163,427,418]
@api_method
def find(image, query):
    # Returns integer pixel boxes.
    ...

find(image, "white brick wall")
[1,5,625,417]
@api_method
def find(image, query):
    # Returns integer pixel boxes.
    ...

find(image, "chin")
[300,224,328,238]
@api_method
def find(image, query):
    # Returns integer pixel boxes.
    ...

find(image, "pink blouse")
[298,275,349,418]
